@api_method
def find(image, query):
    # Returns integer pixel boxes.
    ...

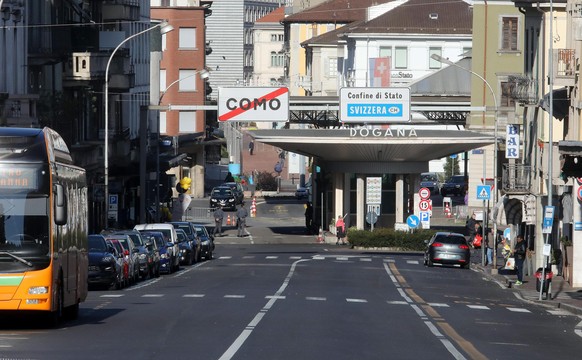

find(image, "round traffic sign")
[419,200,431,211]
[577,186,582,202]
[419,187,431,200]
[366,212,378,224]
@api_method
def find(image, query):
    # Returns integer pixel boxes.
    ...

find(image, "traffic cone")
[226,214,231,226]
[317,228,324,243]
[445,203,452,218]
[250,197,257,217]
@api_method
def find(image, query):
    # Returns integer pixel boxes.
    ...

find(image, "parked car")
[424,232,471,269]
[169,221,201,263]
[420,172,441,195]
[222,181,244,204]
[105,238,130,288]
[440,175,467,197]
[209,185,238,211]
[134,223,180,273]
[109,234,140,284]
[295,186,309,199]
[109,229,156,280]
[193,223,215,260]
[140,231,170,275]
[175,229,196,265]
[87,234,119,290]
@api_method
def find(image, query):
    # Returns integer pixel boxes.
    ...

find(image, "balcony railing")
[553,49,575,86]
[502,164,533,194]
[508,75,538,105]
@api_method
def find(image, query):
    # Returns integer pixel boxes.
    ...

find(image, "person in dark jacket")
[225,172,235,182]
[513,235,527,285]
[466,212,477,242]
[236,202,248,237]
[213,206,224,236]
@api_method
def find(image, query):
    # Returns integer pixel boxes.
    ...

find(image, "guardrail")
[184,207,214,222]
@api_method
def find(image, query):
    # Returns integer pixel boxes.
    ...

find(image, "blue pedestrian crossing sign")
[407,214,420,229]
[476,185,491,201]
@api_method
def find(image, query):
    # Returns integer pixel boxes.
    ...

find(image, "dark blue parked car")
[88,234,119,289]
[139,231,174,274]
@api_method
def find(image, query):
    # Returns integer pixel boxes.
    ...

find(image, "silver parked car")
[424,232,471,269]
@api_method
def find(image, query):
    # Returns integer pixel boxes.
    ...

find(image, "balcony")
[508,75,538,105]
[553,49,575,87]
[102,0,140,22]
[63,50,135,90]
[502,164,533,194]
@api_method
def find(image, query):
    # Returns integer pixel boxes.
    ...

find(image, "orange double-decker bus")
[0,127,88,325]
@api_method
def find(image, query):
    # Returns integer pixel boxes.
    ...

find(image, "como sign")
[339,87,410,123]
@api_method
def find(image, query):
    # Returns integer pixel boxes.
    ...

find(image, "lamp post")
[431,54,499,268]
[159,69,210,105]
[104,20,173,230]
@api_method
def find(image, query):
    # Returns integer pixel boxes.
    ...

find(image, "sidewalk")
[474,262,582,316]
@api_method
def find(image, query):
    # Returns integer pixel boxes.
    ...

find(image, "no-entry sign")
[218,87,289,122]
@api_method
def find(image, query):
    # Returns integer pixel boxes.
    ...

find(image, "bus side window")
[55,184,67,225]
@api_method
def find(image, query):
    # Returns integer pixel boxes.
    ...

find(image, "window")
[501,16,518,51]
[178,70,198,91]
[179,28,196,49]
[160,70,167,92]
[159,112,167,134]
[270,52,284,67]
[500,81,516,108]
[394,47,407,69]
[271,34,278,42]
[379,47,392,59]
[179,111,197,133]
[429,47,442,69]
[326,57,338,77]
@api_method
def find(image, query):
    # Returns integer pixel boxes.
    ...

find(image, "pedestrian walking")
[213,206,224,236]
[512,235,527,285]
[485,228,493,266]
[465,212,477,243]
[304,202,313,233]
[236,202,248,237]
[335,215,346,245]
[225,171,235,182]
[248,140,255,155]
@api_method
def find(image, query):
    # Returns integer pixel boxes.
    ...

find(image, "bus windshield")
[0,194,50,272]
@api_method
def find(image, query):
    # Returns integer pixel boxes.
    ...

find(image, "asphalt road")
[1,198,581,359]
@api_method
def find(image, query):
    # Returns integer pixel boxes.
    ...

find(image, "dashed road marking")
[183,294,205,298]
[224,295,246,299]
[507,307,530,313]
[142,294,164,298]
[100,294,124,298]
[346,298,367,303]
[306,297,326,301]
[467,305,490,310]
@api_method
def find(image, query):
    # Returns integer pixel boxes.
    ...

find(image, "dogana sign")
[218,87,289,122]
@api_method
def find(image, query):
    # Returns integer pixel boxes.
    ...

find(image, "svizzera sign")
[218,87,289,122]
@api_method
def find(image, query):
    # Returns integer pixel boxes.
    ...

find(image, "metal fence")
[184,207,214,222]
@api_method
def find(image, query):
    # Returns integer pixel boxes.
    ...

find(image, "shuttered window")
[501,17,518,51]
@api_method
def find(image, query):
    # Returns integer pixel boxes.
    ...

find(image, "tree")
[443,156,460,179]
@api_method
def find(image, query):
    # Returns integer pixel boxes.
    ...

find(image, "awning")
[540,87,569,120]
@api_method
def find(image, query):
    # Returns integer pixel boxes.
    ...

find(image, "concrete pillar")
[410,173,421,217]
[395,175,404,223]
[191,151,205,198]
[334,172,344,219]
[356,174,365,230]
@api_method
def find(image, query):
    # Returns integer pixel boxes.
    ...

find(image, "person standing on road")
[304,202,313,234]
[512,235,527,285]
[236,202,248,237]
[213,206,224,237]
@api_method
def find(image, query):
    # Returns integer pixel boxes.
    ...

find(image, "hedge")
[346,227,437,251]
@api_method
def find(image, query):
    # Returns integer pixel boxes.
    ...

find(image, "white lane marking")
[467,305,490,310]
[265,295,286,300]
[407,260,419,265]
[219,256,232,260]
[219,259,309,360]
[142,294,164,298]
[312,255,325,260]
[289,256,302,260]
[360,258,372,262]
[126,277,162,290]
[100,294,124,298]
[547,309,571,316]
[346,298,367,303]
[507,307,530,313]
[243,256,255,259]
[575,320,582,338]
[306,297,326,301]
[183,294,205,298]
[383,262,466,360]
[336,257,349,261]
[428,303,450,308]
[265,256,278,260]
[224,295,246,299]
[387,300,409,305]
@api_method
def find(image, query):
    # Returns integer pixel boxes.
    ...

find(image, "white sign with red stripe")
[218,87,289,122]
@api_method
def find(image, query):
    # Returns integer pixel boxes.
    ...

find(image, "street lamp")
[158,69,210,105]
[431,54,499,268]
[104,20,173,229]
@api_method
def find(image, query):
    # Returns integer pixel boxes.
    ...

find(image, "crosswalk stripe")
[507,307,530,313]
[467,305,490,310]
